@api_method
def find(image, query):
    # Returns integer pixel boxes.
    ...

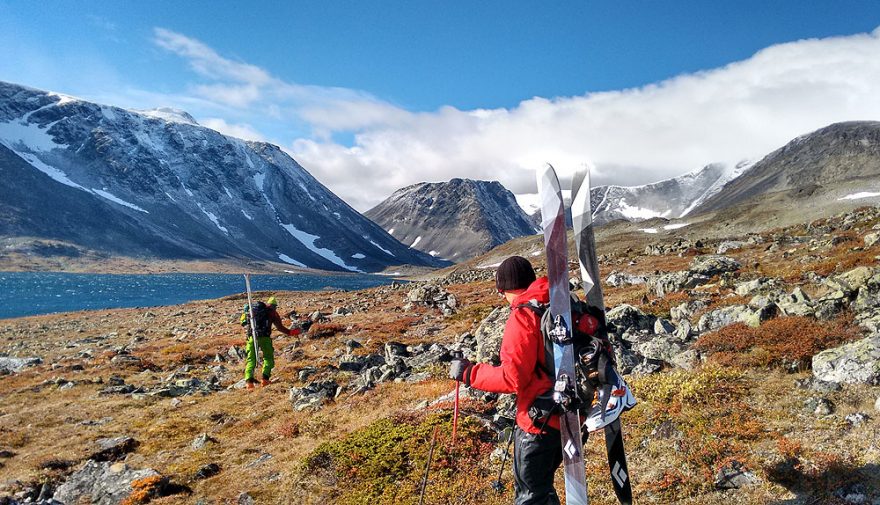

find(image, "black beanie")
[496,256,536,292]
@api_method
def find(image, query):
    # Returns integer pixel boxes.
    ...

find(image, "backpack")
[246,301,273,338]
[516,297,618,426]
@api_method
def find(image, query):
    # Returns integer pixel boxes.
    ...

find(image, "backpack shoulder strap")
[514,300,554,378]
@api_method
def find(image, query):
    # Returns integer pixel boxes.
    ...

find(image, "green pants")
[244,336,275,381]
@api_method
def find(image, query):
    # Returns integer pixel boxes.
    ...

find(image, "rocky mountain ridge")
[0,81,445,272]
[365,178,538,262]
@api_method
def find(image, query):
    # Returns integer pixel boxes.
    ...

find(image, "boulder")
[826,266,876,296]
[605,272,648,287]
[714,461,759,490]
[384,342,409,362]
[0,356,42,374]
[697,305,762,333]
[654,318,675,335]
[90,437,138,462]
[812,336,880,385]
[649,271,710,297]
[288,381,340,411]
[670,300,708,323]
[670,349,700,370]
[194,463,221,480]
[864,232,880,248]
[404,345,451,370]
[716,241,746,255]
[633,336,688,364]
[689,255,741,277]
[777,288,815,317]
[606,304,655,333]
[53,461,159,505]
[474,306,511,364]
[735,277,781,296]
[406,284,457,315]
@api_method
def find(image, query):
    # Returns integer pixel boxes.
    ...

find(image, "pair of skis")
[243,274,261,369]
[537,164,632,505]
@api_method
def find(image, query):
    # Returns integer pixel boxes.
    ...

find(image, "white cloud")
[146,26,880,212]
[199,118,266,142]
[289,27,880,209]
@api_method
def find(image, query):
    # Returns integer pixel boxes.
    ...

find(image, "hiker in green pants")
[240,296,310,388]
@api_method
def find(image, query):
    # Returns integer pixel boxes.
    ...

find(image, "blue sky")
[2,1,880,209]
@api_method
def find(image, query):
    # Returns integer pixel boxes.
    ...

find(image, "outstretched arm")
[468,309,541,394]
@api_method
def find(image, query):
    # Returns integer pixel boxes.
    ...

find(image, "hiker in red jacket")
[449,256,562,505]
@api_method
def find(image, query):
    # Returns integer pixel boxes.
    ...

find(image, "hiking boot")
[260,376,270,387]
[245,379,257,390]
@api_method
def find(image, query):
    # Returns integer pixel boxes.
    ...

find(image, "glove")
[449,358,473,386]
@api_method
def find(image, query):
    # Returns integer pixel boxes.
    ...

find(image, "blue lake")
[0,272,401,320]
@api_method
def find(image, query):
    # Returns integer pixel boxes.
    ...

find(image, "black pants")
[513,426,563,505]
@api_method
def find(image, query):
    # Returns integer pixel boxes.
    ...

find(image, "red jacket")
[469,277,559,434]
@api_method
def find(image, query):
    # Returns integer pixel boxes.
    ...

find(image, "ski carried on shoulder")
[571,167,634,505]
[243,274,261,369]
[537,164,589,505]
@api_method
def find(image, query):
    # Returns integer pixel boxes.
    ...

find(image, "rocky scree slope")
[365,178,538,262]
[696,121,880,214]
[0,81,445,272]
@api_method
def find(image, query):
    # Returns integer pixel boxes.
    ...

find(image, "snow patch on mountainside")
[618,200,670,220]
[368,239,395,257]
[93,190,149,213]
[278,253,305,267]
[281,223,360,272]
[839,192,880,200]
[11,151,86,190]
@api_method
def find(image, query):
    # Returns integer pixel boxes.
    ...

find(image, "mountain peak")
[366,178,538,261]
[132,107,199,126]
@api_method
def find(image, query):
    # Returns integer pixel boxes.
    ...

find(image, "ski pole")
[243,274,261,371]
[451,350,463,448]
[491,427,515,493]
[418,425,440,505]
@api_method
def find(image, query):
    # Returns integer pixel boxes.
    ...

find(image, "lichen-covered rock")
[474,306,510,364]
[825,266,876,296]
[289,381,340,411]
[689,255,741,277]
[649,271,710,297]
[776,288,815,317]
[670,300,708,323]
[53,461,159,505]
[697,305,763,333]
[716,241,746,255]
[864,232,880,248]
[605,271,648,287]
[0,356,42,374]
[812,335,880,385]
[606,304,656,333]
[735,277,782,296]
[633,335,687,364]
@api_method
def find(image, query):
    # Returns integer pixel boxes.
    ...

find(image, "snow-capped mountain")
[0,81,446,272]
[365,179,539,262]
[515,162,749,226]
